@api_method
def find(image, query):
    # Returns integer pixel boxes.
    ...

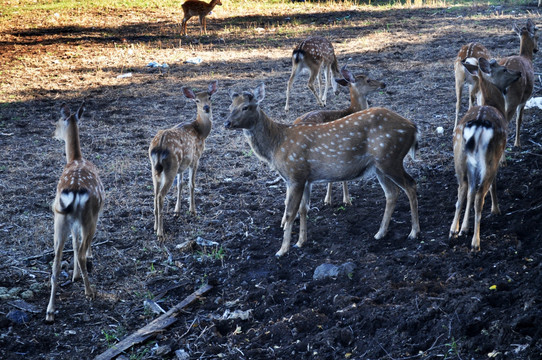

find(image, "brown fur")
[226,83,419,257]
[284,36,341,111]
[47,103,104,322]
[181,0,222,36]
[149,81,217,238]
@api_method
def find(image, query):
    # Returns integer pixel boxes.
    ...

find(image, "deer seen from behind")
[450,58,521,251]
[46,103,105,322]
[149,81,218,238]
[454,42,491,127]
[225,83,419,257]
[498,19,538,147]
[293,66,386,205]
[181,0,222,36]
[284,36,341,112]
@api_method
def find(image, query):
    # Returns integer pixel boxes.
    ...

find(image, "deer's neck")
[209,0,220,8]
[480,79,506,116]
[195,112,212,139]
[244,109,286,165]
[65,120,82,163]
[349,90,369,113]
[519,37,534,61]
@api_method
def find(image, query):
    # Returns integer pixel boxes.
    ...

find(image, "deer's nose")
[203,105,210,113]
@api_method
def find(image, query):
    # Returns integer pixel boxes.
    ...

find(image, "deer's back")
[182,0,209,15]
[274,108,416,183]
[294,36,336,65]
[150,126,204,169]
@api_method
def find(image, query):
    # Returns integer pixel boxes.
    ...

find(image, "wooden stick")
[94,284,213,360]
[23,240,111,261]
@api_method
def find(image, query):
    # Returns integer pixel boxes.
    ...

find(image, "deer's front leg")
[277,183,304,257]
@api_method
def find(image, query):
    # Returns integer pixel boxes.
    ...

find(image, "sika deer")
[149,81,218,237]
[225,83,419,257]
[284,36,341,111]
[181,0,222,36]
[450,58,521,251]
[498,19,538,147]
[46,103,105,322]
[293,66,386,205]
[454,42,491,127]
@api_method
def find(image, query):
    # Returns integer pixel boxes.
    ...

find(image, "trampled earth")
[0,2,541,359]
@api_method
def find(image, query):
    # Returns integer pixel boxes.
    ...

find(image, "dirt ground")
[1,2,542,359]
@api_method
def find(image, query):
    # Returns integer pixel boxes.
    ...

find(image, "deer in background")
[149,81,218,238]
[225,83,419,257]
[498,19,538,147]
[293,65,386,205]
[181,0,222,36]
[284,36,341,112]
[454,42,491,128]
[47,103,105,322]
[450,58,521,251]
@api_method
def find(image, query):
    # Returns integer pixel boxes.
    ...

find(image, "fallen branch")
[94,284,213,360]
[23,240,112,261]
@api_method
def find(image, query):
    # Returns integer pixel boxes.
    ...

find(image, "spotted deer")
[293,66,386,205]
[450,58,521,251]
[498,19,538,147]
[225,83,419,257]
[181,0,222,36]
[149,81,218,237]
[454,42,491,127]
[284,36,341,111]
[46,103,105,322]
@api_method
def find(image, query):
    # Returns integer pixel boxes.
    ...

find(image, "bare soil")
[1,3,542,359]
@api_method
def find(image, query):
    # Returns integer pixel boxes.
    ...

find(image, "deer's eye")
[242,106,248,111]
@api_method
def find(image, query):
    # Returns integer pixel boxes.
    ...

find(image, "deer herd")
[45,19,538,321]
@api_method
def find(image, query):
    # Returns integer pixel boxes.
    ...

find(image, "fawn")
[285,36,341,111]
[454,42,491,127]
[225,83,419,257]
[498,19,538,147]
[47,103,105,322]
[149,81,218,237]
[293,65,386,205]
[181,0,222,36]
[450,58,521,251]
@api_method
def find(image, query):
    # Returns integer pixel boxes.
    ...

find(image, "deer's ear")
[513,23,522,36]
[253,83,265,103]
[229,89,239,100]
[340,67,356,83]
[208,80,218,95]
[461,59,479,76]
[60,103,71,119]
[478,57,491,74]
[76,102,85,121]
[182,87,196,99]
[527,19,537,34]
[335,78,349,87]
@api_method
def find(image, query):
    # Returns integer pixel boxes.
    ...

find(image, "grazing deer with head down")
[454,42,491,127]
[498,19,538,147]
[225,83,419,257]
[46,103,105,322]
[181,0,222,36]
[293,66,386,205]
[149,81,218,237]
[450,58,521,251]
[284,36,341,112]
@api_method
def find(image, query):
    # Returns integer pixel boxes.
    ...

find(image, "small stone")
[20,290,34,300]
[175,349,189,360]
[7,310,29,324]
[313,263,340,280]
